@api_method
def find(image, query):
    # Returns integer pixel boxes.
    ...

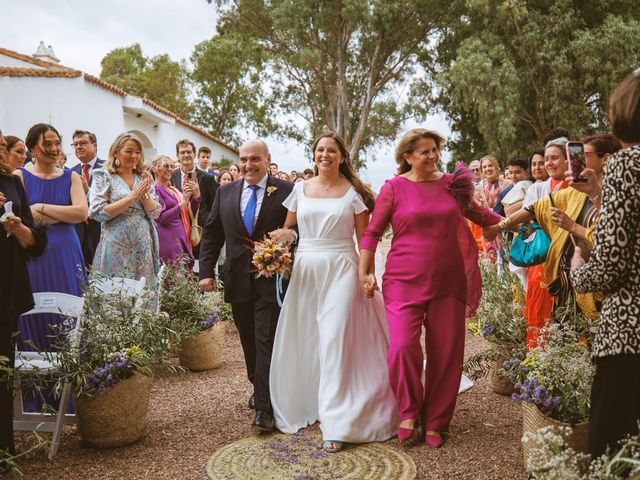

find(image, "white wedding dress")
[270,182,398,442]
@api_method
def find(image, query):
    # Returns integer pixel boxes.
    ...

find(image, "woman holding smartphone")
[525,134,620,320]
[570,72,640,458]
[89,133,161,286]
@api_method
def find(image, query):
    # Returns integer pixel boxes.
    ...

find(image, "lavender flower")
[84,353,132,395]
[480,323,496,336]
[512,377,561,415]
[201,309,219,330]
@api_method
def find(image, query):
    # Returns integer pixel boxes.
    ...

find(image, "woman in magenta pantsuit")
[359,129,500,448]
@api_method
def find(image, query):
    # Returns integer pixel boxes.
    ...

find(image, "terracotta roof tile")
[1,47,237,153]
[83,73,127,96]
[0,47,77,71]
[0,67,81,78]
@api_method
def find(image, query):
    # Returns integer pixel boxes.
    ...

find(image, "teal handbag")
[509,221,551,267]
[509,193,555,267]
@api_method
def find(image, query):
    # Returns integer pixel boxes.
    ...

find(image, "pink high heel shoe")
[425,432,445,449]
[397,419,420,444]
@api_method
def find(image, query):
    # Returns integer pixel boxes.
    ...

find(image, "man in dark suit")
[171,139,217,257]
[199,139,294,432]
[70,130,104,268]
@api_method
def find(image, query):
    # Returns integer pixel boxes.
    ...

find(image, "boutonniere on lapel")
[266,186,278,197]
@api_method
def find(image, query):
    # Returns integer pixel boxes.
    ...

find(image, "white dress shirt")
[240,174,269,229]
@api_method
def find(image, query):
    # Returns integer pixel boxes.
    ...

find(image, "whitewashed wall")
[0,74,238,168]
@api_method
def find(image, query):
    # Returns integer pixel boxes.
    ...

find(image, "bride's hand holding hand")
[359,272,377,298]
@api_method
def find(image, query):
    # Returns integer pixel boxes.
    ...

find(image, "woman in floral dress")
[89,133,160,286]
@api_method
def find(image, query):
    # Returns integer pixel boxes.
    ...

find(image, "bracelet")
[589,194,600,204]
[497,217,510,231]
[287,228,298,244]
[40,204,45,215]
[142,193,151,200]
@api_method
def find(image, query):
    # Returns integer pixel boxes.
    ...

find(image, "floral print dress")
[89,169,161,286]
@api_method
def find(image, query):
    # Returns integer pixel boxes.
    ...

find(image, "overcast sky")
[4,0,451,189]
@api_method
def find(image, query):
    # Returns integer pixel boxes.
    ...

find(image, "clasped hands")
[359,272,378,298]
[129,176,152,201]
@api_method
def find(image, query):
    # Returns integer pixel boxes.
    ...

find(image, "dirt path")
[10,323,527,479]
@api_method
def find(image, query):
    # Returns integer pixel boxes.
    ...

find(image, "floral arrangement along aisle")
[501,315,596,468]
[50,279,171,448]
[160,257,231,370]
[524,425,640,479]
[464,261,528,394]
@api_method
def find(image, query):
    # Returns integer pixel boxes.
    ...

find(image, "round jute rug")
[206,431,416,479]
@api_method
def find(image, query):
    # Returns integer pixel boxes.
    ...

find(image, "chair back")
[92,276,147,297]
[21,292,84,317]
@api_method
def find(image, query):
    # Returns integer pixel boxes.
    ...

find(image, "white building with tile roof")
[0,45,238,165]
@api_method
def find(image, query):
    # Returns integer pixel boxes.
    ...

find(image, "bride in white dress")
[269,133,398,452]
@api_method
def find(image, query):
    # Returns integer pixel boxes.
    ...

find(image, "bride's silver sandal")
[322,440,343,453]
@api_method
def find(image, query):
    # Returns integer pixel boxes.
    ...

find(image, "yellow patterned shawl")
[534,188,598,320]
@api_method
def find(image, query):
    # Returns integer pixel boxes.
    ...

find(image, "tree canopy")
[100,44,193,120]
[208,0,448,168]
[98,1,640,167]
[429,0,640,163]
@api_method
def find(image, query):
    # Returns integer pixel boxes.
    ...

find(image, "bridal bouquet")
[251,236,293,279]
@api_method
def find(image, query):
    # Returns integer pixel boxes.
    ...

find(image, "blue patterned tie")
[243,184,259,235]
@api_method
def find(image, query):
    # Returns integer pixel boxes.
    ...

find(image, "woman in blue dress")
[15,123,87,410]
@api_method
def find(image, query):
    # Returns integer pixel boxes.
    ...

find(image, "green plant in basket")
[45,277,170,399]
[501,322,595,425]
[160,257,230,343]
[464,260,528,379]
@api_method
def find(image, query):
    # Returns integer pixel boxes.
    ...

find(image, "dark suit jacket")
[171,168,218,228]
[72,158,104,267]
[198,176,294,304]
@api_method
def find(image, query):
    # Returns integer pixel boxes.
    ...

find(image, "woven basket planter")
[178,321,225,371]
[490,360,516,396]
[75,372,152,448]
[521,402,589,468]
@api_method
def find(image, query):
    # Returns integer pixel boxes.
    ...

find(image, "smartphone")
[187,171,198,182]
[566,142,587,183]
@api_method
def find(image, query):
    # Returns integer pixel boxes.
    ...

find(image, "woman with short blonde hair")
[104,132,148,175]
[89,132,161,286]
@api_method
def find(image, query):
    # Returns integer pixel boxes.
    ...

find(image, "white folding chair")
[13,292,84,459]
[93,276,146,302]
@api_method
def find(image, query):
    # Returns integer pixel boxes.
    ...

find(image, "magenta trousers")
[385,296,466,433]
